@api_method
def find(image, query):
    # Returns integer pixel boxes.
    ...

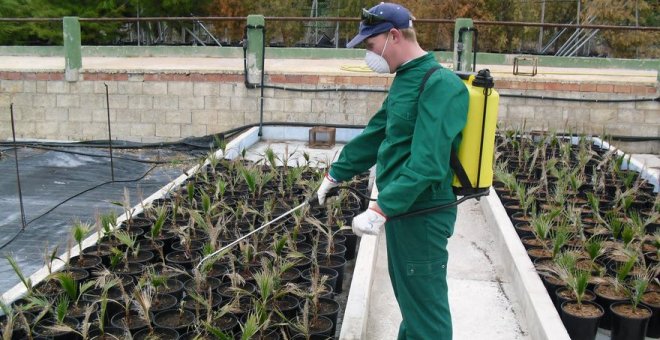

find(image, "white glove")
[352,208,387,237]
[317,173,340,205]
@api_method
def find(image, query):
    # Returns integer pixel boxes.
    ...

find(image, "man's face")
[364,32,390,55]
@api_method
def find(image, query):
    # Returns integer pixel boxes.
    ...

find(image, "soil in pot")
[559,300,603,340]
[126,250,156,265]
[288,314,334,338]
[555,287,596,308]
[111,311,149,335]
[157,278,185,299]
[33,316,80,340]
[153,309,196,334]
[302,267,339,295]
[0,311,33,339]
[182,292,223,315]
[165,251,201,270]
[151,293,179,314]
[68,254,102,271]
[132,327,179,340]
[87,326,129,339]
[217,281,256,300]
[609,302,652,340]
[266,295,299,319]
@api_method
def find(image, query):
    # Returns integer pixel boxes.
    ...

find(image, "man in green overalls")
[316,3,469,339]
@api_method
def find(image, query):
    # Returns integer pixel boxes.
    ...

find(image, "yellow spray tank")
[452,69,499,196]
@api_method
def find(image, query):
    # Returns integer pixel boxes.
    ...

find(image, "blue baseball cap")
[346,2,413,48]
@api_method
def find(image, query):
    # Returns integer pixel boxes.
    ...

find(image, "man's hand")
[317,173,340,205]
[352,208,387,237]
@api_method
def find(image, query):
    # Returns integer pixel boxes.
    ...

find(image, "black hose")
[500,93,659,103]
[333,185,487,220]
[0,145,195,164]
[0,165,159,251]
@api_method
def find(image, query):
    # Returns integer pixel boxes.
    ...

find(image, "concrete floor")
[366,200,529,339]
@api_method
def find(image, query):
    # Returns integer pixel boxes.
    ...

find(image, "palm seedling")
[46,296,79,337]
[132,282,155,335]
[558,251,592,309]
[6,254,32,295]
[42,242,60,276]
[113,230,139,270]
[111,188,134,230]
[71,220,92,262]
[201,304,235,340]
[53,271,95,313]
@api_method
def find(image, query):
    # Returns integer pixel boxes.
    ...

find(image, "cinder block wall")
[0,70,657,153]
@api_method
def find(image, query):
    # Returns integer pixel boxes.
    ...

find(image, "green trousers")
[385,205,457,340]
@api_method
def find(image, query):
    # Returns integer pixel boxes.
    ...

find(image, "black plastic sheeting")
[0,146,199,294]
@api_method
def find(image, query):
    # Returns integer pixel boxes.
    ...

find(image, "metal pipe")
[0,17,657,31]
[10,104,28,230]
[104,84,115,181]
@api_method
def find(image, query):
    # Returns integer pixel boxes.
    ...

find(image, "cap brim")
[346,22,394,48]
[346,33,369,48]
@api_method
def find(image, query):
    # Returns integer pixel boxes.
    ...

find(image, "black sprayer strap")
[418,66,473,190]
[450,148,472,189]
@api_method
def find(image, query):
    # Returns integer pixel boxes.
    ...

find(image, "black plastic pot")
[133,327,179,340]
[68,254,102,271]
[184,277,222,296]
[641,291,660,338]
[110,311,149,335]
[594,284,628,331]
[609,302,652,340]
[302,267,339,295]
[317,255,346,293]
[151,293,179,314]
[217,281,257,300]
[157,278,185,299]
[0,311,33,339]
[33,316,81,340]
[182,292,223,316]
[288,315,334,338]
[154,309,196,335]
[165,251,201,270]
[316,297,341,335]
[559,300,603,340]
[340,230,358,260]
[266,294,300,319]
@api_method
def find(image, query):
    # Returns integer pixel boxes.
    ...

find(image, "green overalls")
[329,53,469,339]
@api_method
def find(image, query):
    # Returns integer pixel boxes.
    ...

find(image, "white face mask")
[365,34,390,74]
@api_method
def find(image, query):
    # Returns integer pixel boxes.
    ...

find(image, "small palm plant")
[71,220,91,261]
[111,188,134,230]
[6,254,32,295]
[114,230,139,270]
[132,282,155,335]
[53,271,95,313]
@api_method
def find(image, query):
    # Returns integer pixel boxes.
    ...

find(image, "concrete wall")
[0,69,658,153]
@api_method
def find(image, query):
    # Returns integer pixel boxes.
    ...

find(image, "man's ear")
[390,28,402,43]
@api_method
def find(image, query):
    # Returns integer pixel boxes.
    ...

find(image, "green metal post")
[453,18,474,72]
[63,16,82,81]
[246,15,265,85]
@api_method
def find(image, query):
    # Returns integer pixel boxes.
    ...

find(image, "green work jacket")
[329,52,469,217]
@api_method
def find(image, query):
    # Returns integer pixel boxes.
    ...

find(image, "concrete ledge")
[480,188,570,340]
